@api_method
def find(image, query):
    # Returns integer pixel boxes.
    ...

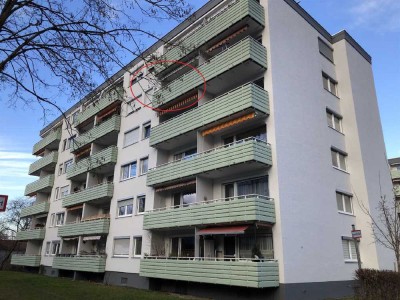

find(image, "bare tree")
[355,185,400,271]
[0,0,192,121]
[0,197,33,269]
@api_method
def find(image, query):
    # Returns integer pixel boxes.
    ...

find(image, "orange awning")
[207,26,249,53]
[67,205,83,211]
[155,180,196,192]
[158,94,198,116]
[201,112,255,136]
[197,225,249,235]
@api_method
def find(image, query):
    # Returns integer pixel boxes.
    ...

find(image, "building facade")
[11,0,394,299]
[389,158,400,201]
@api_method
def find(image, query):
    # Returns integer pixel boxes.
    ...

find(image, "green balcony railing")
[11,255,41,267]
[66,146,118,180]
[394,185,400,198]
[53,255,106,273]
[62,183,114,208]
[155,0,265,74]
[152,37,267,108]
[32,128,61,155]
[58,217,110,237]
[140,258,279,288]
[76,85,124,126]
[20,202,50,218]
[72,114,121,152]
[150,83,269,146]
[28,152,58,176]
[24,174,55,196]
[144,195,275,230]
[147,138,271,186]
[391,169,400,180]
[16,228,45,241]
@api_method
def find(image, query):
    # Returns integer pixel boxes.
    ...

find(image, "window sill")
[324,88,340,100]
[344,259,358,263]
[116,214,133,219]
[338,211,355,217]
[112,255,129,258]
[132,256,142,259]
[120,177,136,183]
[136,212,145,216]
[328,126,344,136]
[332,166,350,175]
[139,173,147,177]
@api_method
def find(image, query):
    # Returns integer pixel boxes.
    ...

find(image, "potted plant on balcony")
[251,244,262,262]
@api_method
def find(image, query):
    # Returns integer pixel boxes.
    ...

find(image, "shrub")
[355,268,400,300]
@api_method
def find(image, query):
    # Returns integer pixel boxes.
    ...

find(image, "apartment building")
[389,158,400,200]
[11,0,394,299]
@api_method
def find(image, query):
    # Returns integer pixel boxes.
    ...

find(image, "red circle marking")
[129,60,206,113]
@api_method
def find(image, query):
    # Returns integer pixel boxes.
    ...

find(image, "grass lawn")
[0,271,200,300]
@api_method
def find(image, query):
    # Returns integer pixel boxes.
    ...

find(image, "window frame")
[64,159,73,173]
[60,185,69,198]
[45,242,51,256]
[120,161,137,181]
[139,157,149,175]
[331,148,347,172]
[142,122,151,139]
[133,236,142,257]
[51,241,61,256]
[123,127,140,148]
[117,198,134,217]
[318,37,334,63]
[342,238,358,262]
[136,195,146,214]
[336,191,354,215]
[55,212,65,227]
[326,109,343,133]
[49,213,55,227]
[322,72,338,97]
[58,163,63,176]
[113,237,130,257]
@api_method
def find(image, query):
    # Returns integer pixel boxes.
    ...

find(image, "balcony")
[391,169,400,180]
[32,128,61,155]
[24,174,55,196]
[20,202,50,218]
[147,138,271,187]
[144,195,275,230]
[72,114,120,153]
[58,217,110,238]
[150,83,269,148]
[66,146,118,181]
[53,255,106,273]
[62,183,113,208]
[11,255,41,267]
[16,228,45,241]
[155,0,265,76]
[152,37,267,108]
[28,152,58,176]
[76,85,124,127]
[140,258,279,288]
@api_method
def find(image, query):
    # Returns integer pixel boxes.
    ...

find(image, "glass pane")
[114,239,130,255]
[121,166,129,179]
[322,76,329,90]
[339,154,346,170]
[141,158,148,174]
[144,125,151,139]
[130,162,137,177]
[336,193,344,211]
[180,237,195,257]
[344,195,352,214]
[135,238,142,256]
[326,112,333,127]
[330,81,336,95]
[334,116,341,131]
[254,177,268,196]
[171,238,179,256]
[350,241,357,259]
[225,184,234,199]
[182,193,196,207]
[138,197,145,213]
[331,150,338,167]
[173,193,181,208]
[238,180,252,196]
[342,240,350,259]
[223,136,234,146]
[118,206,125,216]
[126,204,133,215]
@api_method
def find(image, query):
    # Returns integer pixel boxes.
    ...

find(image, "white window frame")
[123,127,139,147]
[336,192,354,215]
[331,148,347,172]
[60,185,69,198]
[55,212,65,227]
[326,109,343,133]
[117,198,134,217]
[139,157,148,175]
[133,236,142,257]
[120,161,137,181]
[342,238,357,262]
[113,237,130,257]
[45,242,51,256]
[58,163,63,176]
[64,159,73,173]
[142,122,151,139]
[51,241,61,256]
[322,73,338,96]
[136,195,146,214]
[49,213,55,227]
[54,188,59,201]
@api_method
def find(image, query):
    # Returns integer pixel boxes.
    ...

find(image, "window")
[131,72,143,85]
[71,111,79,125]
[126,94,142,116]
[50,213,55,227]
[342,238,357,261]
[54,188,59,201]
[123,128,139,147]
[55,213,64,226]
[137,196,146,213]
[237,176,269,197]
[121,161,137,180]
[143,122,151,139]
[331,148,347,171]
[62,139,67,151]
[318,38,334,63]
[133,237,142,257]
[139,157,148,175]
[113,238,130,257]
[51,241,60,255]
[336,192,353,214]
[322,73,338,96]
[60,185,69,198]
[45,242,51,256]
[65,135,76,150]
[58,164,63,176]
[326,110,342,132]
[173,192,196,208]
[64,159,73,173]
[173,148,197,161]
[117,199,133,217]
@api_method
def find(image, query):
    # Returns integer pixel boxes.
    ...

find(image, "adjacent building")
[389,157,400,200]
[12,0,394,299]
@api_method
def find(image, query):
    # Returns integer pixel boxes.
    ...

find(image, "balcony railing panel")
[155,0,265,74]
[20,202,50,218]
[24,174,55,196]
[140,257,279,288]
[32,128,61,155]
[16,228,45,241]
[147,138,271,186]
[150,83,269,146]
[62,183,114,207]
[58,218,110,237]
[391,169,400,180]
[11,255,41,267]
[152,37,267,108]
[144,195,274,230]
[66,146,118,180]
[29,152,58,176]
[53,255,106,273]
[73,114,120,152]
